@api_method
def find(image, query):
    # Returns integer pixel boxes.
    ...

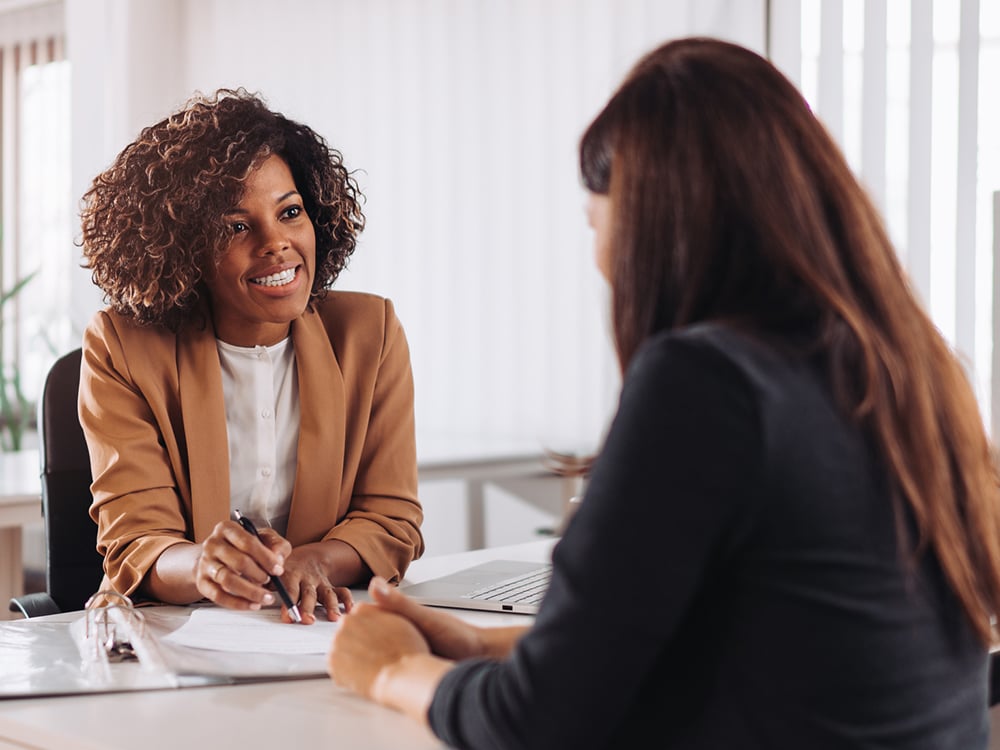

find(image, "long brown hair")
[580,37,1000,645]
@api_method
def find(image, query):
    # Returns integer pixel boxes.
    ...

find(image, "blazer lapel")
[177,320,231,542]
[286,310,346,545]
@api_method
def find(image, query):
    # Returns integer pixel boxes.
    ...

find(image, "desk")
[0,538,556,750]
[0,450,41,619]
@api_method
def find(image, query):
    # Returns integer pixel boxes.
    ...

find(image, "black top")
[428,324,988,749]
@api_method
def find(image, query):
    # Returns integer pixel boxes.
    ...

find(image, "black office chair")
[8,347,104,617]
[992,652,1000,708]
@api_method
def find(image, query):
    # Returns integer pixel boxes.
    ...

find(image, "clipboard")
[0,591,332,699]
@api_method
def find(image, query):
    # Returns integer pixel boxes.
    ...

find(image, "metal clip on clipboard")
[75,591,174,686]
[81,591,143,664]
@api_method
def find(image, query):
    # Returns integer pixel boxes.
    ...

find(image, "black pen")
[233,509,302,623]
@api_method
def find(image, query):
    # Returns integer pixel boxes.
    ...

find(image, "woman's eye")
[231,221,249,234]
[283,205,302,219]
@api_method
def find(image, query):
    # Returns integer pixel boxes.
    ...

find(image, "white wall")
[53,0,768,556]
[65,0,765,457]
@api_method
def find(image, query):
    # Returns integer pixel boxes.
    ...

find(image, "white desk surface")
[0,538,557,750]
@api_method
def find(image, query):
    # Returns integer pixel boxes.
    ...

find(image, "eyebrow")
[224,190,301,216]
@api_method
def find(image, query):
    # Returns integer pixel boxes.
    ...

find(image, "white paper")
[162,607,338,654]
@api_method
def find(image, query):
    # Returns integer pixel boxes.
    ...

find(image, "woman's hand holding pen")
[196,525,361,623]
[196,520,291,612]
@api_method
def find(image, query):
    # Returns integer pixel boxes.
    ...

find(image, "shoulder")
[617,322,813,451]
[616,324,763,431]
[300,292,408,360]
[309,291,400,333]
[629,322,801,403]
[83,308,177,356]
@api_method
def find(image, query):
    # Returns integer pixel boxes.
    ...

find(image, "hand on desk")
[275,540,358,624]
[197,520,290,611]
[197,524,358,623]
[329,580,435,698]
[328,577,529,721]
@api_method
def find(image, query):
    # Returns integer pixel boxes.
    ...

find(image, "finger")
[197,550,274,607]
[197,567,274,610]
[205,522,276,584]
[318,586,349,621]
[208,585,267,610]
[208,562,223,585]
[337,586,355,613]
[280,604,313,625]
[298,582,319,623]
[369,576,437,623]
[256,527,293,561]
[221,521,286,578]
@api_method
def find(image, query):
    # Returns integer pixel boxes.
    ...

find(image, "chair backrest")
[38,347,104,612]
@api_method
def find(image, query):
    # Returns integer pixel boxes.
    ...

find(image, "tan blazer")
[79,292,424,598]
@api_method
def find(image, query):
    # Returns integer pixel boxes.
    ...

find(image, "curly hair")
[80,88,365,330]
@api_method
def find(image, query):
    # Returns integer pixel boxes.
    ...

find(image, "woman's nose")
[257,222,290,255]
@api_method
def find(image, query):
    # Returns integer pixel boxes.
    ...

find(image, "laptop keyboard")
[462,565,552,605]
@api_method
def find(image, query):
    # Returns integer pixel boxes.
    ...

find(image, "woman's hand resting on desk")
[275,539,362,624]
[356,577,495,659]
[196,526,359,623]
[196,520,290,611]
[328,577,529,720]
[328,577,454,719]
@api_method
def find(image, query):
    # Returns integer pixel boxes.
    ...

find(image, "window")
[772,0,998,430]
[0,1,71,449]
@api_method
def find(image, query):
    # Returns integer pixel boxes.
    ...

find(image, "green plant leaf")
[0,269,39,307]
[0,268,40,451]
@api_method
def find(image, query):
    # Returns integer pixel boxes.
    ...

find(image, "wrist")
[372,653,453,723]
[302,539,366,586]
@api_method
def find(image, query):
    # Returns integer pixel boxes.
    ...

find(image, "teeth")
[251,268,296,287]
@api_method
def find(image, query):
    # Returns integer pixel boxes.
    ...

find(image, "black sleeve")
[428,334,764,750]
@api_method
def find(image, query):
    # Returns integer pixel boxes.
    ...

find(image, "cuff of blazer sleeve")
[102,537,195,601]
[322,525,417,585]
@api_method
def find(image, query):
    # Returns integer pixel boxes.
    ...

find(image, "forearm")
[142,541,203,604]
[373,653,454,725]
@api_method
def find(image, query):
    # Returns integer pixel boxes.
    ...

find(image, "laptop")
[402,559,552,615]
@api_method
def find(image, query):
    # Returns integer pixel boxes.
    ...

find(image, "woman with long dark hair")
[327,38,1000,748]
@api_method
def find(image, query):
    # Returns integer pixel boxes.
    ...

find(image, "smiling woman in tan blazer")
[77,89,423,624]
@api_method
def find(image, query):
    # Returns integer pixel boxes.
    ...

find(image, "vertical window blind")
[0,0,69,418]
[770,0,1000,434]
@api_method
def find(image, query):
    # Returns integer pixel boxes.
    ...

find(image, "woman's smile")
[206,154,317,346]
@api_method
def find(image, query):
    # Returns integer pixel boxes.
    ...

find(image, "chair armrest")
[8,592,61,619]
[991,651,1000,707]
